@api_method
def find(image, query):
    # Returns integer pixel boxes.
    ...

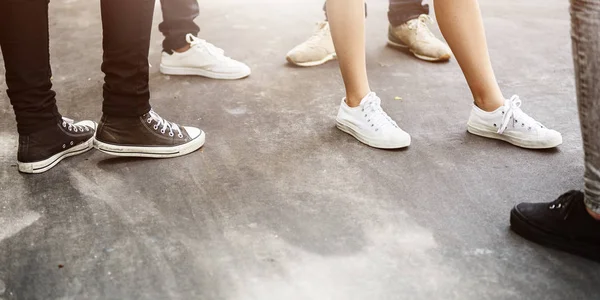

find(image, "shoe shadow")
[328,125,411,153]
[462,132,562,155]
[96,156,157,171]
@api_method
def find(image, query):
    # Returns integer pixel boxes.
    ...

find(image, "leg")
[100,0,154,118]
[324,1,367,21]
[510,0,600,262]
[96,0,205,158]
[436,0,562,149]
[326,0,370,107]
[158,0,200,54]
[0,0,95,174]
[571,0,600,216]
[434,0,504,111]
[0,0,60,136]
[327,0,411,149]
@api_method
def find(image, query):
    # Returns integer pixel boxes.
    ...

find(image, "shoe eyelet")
[371,124,374,127]
[493,123,497,127]
[153,125,159,130]
[70,141,74,145]
[62,122,67,127]
[549,204,555,209]
[556,204,562,208]
[522,123,524,127]
[74,128,78,132]
[147,118,152,123]
[169,132,174,137]
[160,129,166,134]
[62,144,66,149]
[178,134,184,138]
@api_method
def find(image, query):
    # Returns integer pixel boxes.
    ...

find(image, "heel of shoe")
[18,137,94,174]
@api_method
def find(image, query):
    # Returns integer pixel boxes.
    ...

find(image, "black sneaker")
[510,190,600,262]
[17,118,96,174]
[94,109,205,158]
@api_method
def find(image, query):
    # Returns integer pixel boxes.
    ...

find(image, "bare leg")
[434,0,505,112]
[326,0,370,107]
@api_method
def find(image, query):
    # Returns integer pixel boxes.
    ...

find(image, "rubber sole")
[467,123,563,149]
[286,53,337,67]
[94,131,205,158]
[510,206,600,262]
[336,119,410,149]
[159,65,250,80]
[18,137,95,174]
[387,39,451,62]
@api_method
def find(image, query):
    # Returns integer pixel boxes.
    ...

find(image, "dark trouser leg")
[323,1,367,20]
[100,0,154,118]
[158,0,200,53]
[0,0,61,135]
[571,0,600,213]
[388,0,429,27]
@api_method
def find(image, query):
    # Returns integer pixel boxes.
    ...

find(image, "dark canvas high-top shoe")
[94,109,205,158]
[17,117,96,174]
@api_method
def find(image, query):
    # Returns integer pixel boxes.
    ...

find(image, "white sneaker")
[286,21,336,67]
[467,95,563,149]
[160,34,251,80]
[336,92,411,149]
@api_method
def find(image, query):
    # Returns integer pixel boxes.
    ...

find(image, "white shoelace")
[146,110,184,138]
[185,33,229,61]
[407,14,435,39]
[363,94,399,131]
[498,95,545,134]
[62,117,88,133]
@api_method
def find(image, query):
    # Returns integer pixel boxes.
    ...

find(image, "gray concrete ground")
[1,0,598,299]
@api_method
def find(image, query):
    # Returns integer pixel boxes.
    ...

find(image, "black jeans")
[0,0,60,135]
[0,0,154,135]
[324,0,429,27]
[159,0,201,53]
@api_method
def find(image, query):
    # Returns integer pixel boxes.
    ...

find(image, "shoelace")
[61,117,89,133]
[362,93,399,131]
[185,33,228,61]
[407,14,435,39]
[548,191,580,220]
[146,110,184,138]
[498,95,545,134]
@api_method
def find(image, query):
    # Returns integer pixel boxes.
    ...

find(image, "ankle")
[474,96,505,112]
[586,206,600,221]
[345,91,371,108]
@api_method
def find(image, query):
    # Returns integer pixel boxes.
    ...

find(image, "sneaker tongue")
[359,92,379,106]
